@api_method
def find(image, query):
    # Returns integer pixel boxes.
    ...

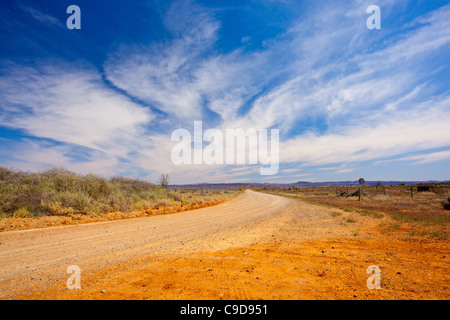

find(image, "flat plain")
[1,188,448,300]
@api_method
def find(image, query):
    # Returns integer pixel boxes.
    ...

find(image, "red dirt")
[6,192,448,300]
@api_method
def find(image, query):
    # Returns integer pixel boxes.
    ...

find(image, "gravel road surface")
[0,190,299,297]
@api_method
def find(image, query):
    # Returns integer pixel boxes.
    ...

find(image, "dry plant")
[0,166,239,219]
[260,184,450,227]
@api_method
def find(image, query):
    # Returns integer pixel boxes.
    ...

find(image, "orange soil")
[15,211,449,300]
[0,200,226,232]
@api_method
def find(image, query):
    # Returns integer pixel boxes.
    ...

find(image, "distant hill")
[170,180,450,190]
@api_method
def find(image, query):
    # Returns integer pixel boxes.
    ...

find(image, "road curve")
[0,190,295,297]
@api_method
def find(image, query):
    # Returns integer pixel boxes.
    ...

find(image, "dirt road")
[2,190,448,300]
[0,190,306,298]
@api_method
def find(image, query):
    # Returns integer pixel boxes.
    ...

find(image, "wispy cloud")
[376,150,450,165]
[1,138,119,176]
[281,168,302,173]
[280,96,450,166]
[0,61,154,174]
[0,62,153,151]
[104,0,222,121]
[336,169,354,174]
[1,0,449,183]
[19,4,64,28]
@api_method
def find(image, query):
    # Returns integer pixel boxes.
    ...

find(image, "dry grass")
[260,185,450,228]
[0,166,241,222]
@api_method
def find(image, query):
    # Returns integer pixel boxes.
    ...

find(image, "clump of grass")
[389,222,401,229]
[389,210,450,226]
[429,231,449,240]
[330,211,343,217]
[40,200,75,216]
[345,217,356,223]
[409,230,449,240]
[355,208,384,219]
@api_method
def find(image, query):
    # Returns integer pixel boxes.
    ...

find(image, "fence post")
[358,178,365,202]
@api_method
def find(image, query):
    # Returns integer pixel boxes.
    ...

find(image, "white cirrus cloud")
[1,1,449,182]
[279,96,450,166]
[0,62,154,155]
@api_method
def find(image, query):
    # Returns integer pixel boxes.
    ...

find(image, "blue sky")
[0,0,449,184]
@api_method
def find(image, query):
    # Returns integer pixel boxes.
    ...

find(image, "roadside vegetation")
[258,184,450,240]
[0,166,240,222]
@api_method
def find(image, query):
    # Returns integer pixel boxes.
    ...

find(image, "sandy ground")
[1,190,448,300]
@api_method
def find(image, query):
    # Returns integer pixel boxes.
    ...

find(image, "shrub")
[131,199,153,210]
[0,166,160,216]
[442,197,450,210]
[338,190,367,197]
[41,201,74,216]
[13,207,33,218]
[0,166,235,218]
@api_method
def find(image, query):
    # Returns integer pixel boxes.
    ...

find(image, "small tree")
[160,173,169,189]
[375,181,381,191]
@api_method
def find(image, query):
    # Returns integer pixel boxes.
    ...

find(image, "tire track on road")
[0,191,293,297]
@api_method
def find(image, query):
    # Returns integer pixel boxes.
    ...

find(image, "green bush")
[0,166,168,217]
[442,197,450,210]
